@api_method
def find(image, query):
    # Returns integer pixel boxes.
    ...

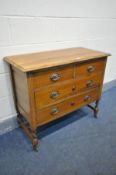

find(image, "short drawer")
[76,73,104,93]
[31,65,74,89]
[36,88,101,126]
[35,80,77,109]
[75,58,106,79]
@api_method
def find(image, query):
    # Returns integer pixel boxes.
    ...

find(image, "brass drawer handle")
[50,91,60,99]
[84,95,91,101]
[86,80,93,87]
[50,73,60,81]
[51,107,59,115]
[87,65,95,73]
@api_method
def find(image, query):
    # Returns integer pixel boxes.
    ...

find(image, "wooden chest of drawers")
[4,47,110,150]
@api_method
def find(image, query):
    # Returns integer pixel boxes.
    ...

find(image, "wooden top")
[4,47,111,72]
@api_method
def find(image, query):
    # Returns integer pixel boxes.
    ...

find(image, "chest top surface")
[4,47,110,72]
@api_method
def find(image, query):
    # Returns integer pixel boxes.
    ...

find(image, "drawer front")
[31,65,74,89]
[36,88,101,126]
[76,73,104,93]
[35,80,77,109]
[75,58,106,79]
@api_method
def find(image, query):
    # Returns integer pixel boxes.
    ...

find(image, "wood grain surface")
[4,47,110,72]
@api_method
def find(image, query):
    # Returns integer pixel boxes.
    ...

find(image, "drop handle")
[50,91,60,99]
[87,65,95,73]
[86,80,93,87]
[84,95,91,101]
[51,107,59,115]
[50,73,60,81]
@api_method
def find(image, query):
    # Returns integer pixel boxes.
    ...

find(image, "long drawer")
[34,80,77,109]
[36,88,101,126]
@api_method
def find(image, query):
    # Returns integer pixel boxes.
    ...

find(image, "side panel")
[11,67,30,121]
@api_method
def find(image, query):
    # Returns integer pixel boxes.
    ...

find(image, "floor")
[0,87,116,175]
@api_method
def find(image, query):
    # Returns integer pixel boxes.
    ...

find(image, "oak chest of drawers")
[4,47,110,150]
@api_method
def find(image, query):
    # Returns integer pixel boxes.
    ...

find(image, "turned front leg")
[32,131,39,151]
[94,100,100,118]
[87,99,100,118]
[17,113,39,151]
